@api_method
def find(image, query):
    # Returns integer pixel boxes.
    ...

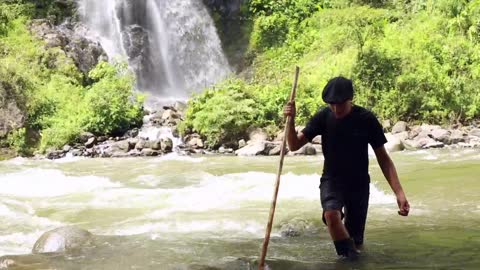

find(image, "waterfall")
[76,0,231,103]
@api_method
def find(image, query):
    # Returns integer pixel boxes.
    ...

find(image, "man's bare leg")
[324,210,360,257]
[324,210,349,240]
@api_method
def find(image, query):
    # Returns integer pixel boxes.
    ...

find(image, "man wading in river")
[283,76,410,258]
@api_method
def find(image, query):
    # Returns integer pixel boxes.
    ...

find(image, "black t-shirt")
[302,105,387,186]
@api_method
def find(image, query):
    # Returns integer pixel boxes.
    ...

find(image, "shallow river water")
[0,149,479,269]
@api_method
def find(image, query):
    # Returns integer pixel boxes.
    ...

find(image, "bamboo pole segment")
[258,66,300,270]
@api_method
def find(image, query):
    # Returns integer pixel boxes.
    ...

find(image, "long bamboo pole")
[258,66,300,270]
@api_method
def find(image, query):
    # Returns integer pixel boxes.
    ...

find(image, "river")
[0,149,479,269]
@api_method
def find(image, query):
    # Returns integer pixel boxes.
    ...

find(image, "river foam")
[0,169,121,198]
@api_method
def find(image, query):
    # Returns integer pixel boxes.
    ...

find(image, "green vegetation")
[182,0,480,147]
[0,1,143,155]
[179,79,259,148]
[2,0,480,153]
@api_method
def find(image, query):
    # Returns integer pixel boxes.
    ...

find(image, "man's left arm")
[374,146,410,216]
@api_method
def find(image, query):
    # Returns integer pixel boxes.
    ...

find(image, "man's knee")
[323,210,342,225]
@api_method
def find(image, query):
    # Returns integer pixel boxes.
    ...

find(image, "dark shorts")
[320,178,370,246]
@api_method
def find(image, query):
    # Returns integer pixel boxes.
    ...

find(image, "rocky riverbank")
[38,100,480,160]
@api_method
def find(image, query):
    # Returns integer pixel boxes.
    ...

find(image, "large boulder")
[161,137,173,152]
[29,19,107,75]
[279,218,314,238]
[385,133,404,152]
[431,128,450,144]
[391,121,408,134]
[185,134,204,149]
[235,141,267,156]
[469,128,480,138]
[288,143,317,156]
[449,129,466,144]
[122,24,149,64]
[403,137,444,150]
[32,226,93,254]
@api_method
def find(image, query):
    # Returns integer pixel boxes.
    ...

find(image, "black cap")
[322,77,354,104]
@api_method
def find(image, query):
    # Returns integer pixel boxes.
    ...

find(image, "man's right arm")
[284,101,309,151]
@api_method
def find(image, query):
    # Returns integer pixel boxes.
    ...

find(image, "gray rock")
[394,131,409,141]
[279,218,312,238]
[62,144,72,153]
[311,135,322,144]
[408,125,422,139]
[127,138,139,149]
[289,143,316,156]
[469,128,480,138]
[122,24,149,66]
[449,129,465,144]
[312,144,323,154]
[140,148,158,157]
[63,37,106,75]
[403,137,444,150]
[418,137,445,149]
[111,140,131,153]
[84,137,96,148]
[268,144,283,156]
[97,136,108,143]
[32,226,93,254]
[431,128,450,144]
[416,130,431,140]
[29,20,107,75]
[162,110,181,122]
[71,149,83,157]
[235,141,266,156]
[173,101,187,113]
[420,124,441,132]
[135,139,147,150]
[385,133,404,152]
[124,128,139,138]
[392,121,408,134]
[238,139,246,148]
[218,146,234,154]
[151,140,162,150]
[78,132,94,143]
[161,138,173,152]
[467,136,480,147]
[186,134,204,149]
[46,149,65,160]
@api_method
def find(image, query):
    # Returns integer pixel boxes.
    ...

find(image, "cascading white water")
[76,0,231,102]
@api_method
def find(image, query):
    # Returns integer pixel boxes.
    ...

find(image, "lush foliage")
[181,0,480,147]
[35,61,143,152]
[0,4,143,155]
[179,79,260,148]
